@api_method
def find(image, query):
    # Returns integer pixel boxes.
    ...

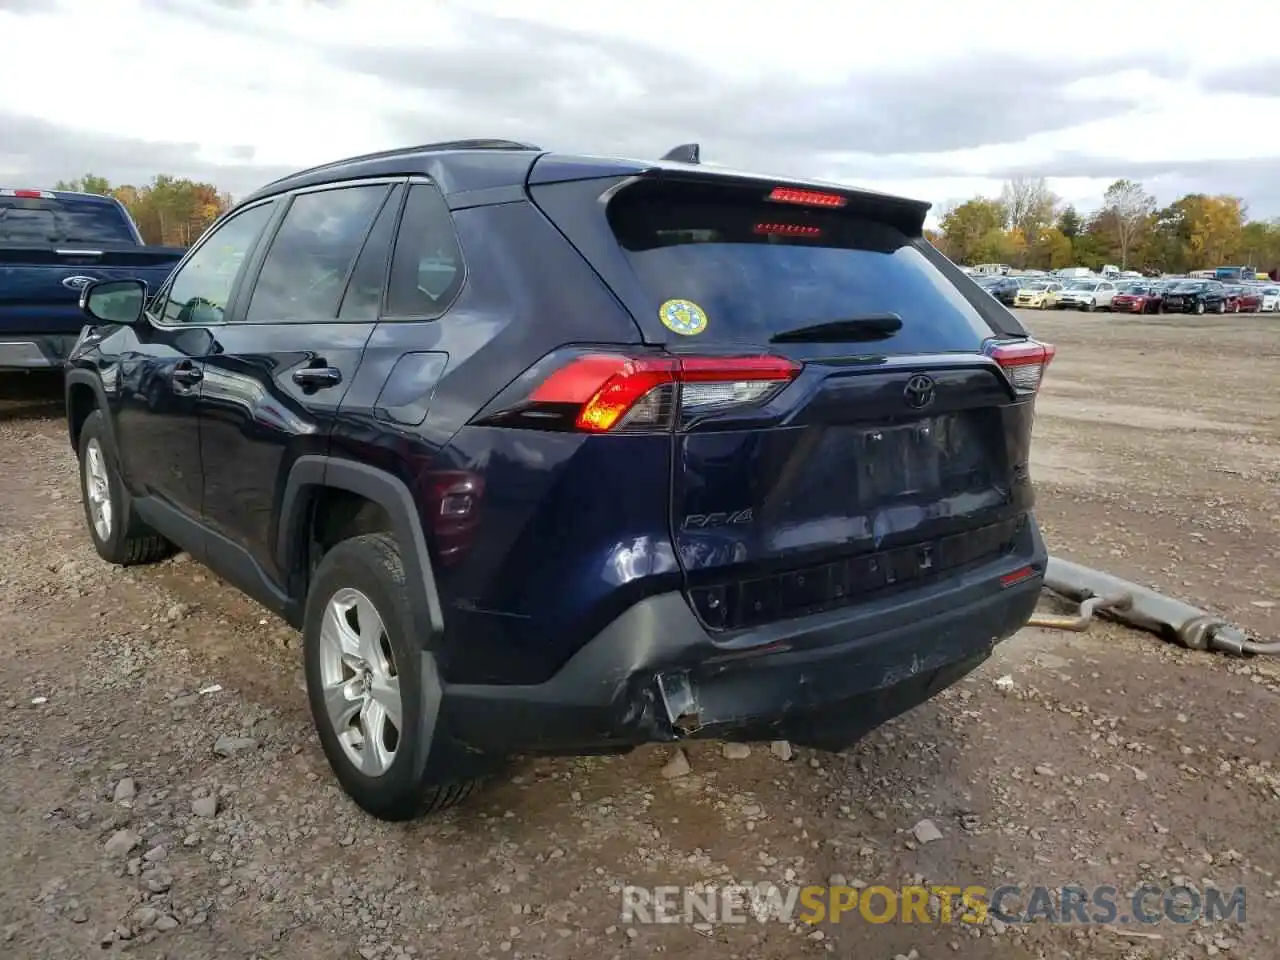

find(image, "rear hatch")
[527,168,1050,629]
[0,191,183,336]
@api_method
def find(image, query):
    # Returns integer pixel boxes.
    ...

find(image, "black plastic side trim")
[64,369,114,451]
[279,456,444,644]
[132,496,298,623]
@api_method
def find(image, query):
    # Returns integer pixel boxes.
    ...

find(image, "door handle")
[171,365,203,385]
[292,366,342,388]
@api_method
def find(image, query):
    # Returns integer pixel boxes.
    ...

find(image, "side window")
[385,184,465,318]
[243,184,388,324]
[337,185,403,323]
[159,201,275,325]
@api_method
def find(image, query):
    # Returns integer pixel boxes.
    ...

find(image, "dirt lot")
[1,312,1277,960]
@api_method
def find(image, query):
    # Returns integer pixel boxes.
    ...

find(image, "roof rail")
[660,143,700,164]
[259,138,543,189]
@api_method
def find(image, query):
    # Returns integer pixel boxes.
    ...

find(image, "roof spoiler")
[659,143,700,164]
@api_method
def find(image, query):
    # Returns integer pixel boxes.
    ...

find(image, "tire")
[1195,301,1205,315]
[303,532,481,820]
[1084,299,1096,312]
[1216,300,1226,314]
[77,410,172,565]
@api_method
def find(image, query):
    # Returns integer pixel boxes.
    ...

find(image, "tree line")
[53,173,233,248]
[927,177,1280,275]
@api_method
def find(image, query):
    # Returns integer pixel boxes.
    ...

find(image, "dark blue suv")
[65,140,1053,820]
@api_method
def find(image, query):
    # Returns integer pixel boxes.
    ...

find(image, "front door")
[112,200,279,517]
[197,180,398,588]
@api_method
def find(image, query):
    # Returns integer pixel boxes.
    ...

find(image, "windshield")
[606,183,995,352]
[1171,282,1205,292]
[1023,282,1050,291]
[1067,281,1098,291]
[0,195,137,244]
[1120,284,1148,293]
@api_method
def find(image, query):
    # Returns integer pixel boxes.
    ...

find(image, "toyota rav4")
[65,140,1053,820]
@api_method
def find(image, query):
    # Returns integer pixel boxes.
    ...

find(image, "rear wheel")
[304,532,482,820]
[77,410,172,566]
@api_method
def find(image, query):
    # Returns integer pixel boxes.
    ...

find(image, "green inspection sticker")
[658,299,709,336]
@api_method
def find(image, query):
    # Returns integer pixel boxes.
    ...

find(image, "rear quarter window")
[605,182,995,353]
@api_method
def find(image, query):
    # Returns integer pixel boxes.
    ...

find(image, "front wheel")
[1195,301,1206,315]
[304,532,482,820]
[1216,300,1226,314]
[1084,299,1096,312]
[77,410,172,565]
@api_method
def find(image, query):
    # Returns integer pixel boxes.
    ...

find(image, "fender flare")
[64,369,116,453]
[278,455,445,646]
[280,456,449,781]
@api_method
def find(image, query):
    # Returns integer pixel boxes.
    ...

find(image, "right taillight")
[986,338,1055,397]
[480,351,801,433]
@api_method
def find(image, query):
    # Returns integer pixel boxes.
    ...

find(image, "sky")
[2,0,1280,226]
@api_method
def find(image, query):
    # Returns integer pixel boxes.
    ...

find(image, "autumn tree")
[52,173,231,246]
[938,198,1007,264]
[1101,179,1155,269]
[1000,177,1057,241]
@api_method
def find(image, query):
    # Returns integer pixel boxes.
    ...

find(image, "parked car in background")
[1,188,185,371]
[1225,285,1262,313]
[1110,282,1164,314]
[978,276,1022,306]
[1013,280,1064,309]
[1259,285,1279,312]
[62,139,1053,820]
[1056,279,1118,312]
[1162,279,1229,315]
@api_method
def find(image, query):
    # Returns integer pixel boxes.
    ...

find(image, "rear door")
[532,174,1045,627]
[196,179,396,588]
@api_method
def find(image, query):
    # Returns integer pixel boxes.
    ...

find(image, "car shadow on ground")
[0,372,63,422]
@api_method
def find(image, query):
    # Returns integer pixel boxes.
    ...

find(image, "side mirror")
[80,278,148,326]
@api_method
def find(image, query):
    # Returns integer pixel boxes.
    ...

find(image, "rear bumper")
[0,333,77,370]
[437,518,1047,755]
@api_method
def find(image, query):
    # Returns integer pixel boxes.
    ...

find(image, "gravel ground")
[1,311,1277,959]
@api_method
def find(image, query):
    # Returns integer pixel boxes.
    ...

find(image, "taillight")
[985,339,1055,397]
[486,352,801,433]
[767,186,847,208]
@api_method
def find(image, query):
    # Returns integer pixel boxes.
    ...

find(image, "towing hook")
[1036,556,1280,657]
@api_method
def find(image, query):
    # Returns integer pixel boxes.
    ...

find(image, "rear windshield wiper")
[769,313,903,343]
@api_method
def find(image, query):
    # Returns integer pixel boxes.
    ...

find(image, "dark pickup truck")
[1,188,185,371]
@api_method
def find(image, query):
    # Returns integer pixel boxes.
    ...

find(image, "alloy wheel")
[317,587,403,777]
[84,438,113,541]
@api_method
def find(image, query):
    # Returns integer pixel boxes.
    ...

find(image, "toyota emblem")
[904,374,936,409]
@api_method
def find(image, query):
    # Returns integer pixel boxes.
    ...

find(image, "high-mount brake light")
[767,187,847,208]
[754,222,822,238]
[0,188,54,199]
[525,353,801,433]
[985,339,1056,396]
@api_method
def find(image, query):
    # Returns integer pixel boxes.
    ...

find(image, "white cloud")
[1,0,1278,218]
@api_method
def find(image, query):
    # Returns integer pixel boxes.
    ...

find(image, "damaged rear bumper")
[437,521,1046,755]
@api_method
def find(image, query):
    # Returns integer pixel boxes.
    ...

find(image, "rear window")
[605,183,994,351]
[0,196,136,244]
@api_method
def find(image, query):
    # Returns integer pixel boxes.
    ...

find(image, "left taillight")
[477,351,802,433]
[985,338,1056,397]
